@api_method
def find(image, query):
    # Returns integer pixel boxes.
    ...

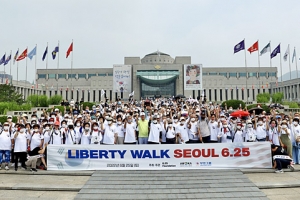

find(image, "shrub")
[0,102,32,115]
[0,116,18,124]
[221,100,245,109]
[27,94,49,107]
[82,102,95,110]
[283,101,299,108]
[272,92,284,103]
[46,105,70,115]
[246,104,270,113]
[256,93,270,103]
[49,95,63,105]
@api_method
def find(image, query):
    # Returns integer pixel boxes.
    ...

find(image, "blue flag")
[28,46,37,60]
[13,49,19,64]
[52,46,59,59]
[0,54,5,65]
[4,54,11,66]
[234,40,245,53]
[271,44,280,59]
[42,46,48,61]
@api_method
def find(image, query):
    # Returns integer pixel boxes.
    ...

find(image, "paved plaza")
[0,167,300,200]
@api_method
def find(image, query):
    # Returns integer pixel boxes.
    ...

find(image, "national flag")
[252,85,254,89]
[247,41,258,54]
[0,54,5,65]
[101,89,105,96]
[4,54,11,66]
[52,46,59,60]
[260,42,271,56]
[66,86,69,91]
[292,48,296,63]
[13,49,19,64]
[271,44,280,59]
[42,46,48,61]
[234,40,245,53]
[66,42,73,58]
[129,91,134,97]
[16,49,27,61]
[28,46,37,60]
[283,45,289,61]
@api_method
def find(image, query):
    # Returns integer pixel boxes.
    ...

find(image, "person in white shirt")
[187,115,200,143]
[0,122,13,170]
[65,122,79,145]
[176,117,189,143]
[254,117,267,142]
[148,115,163,144]
[43,123,52,145]
[91,122,102,145]
[102,117,117,145]
[290,118,300,164]
[13,124,29,171]
[245,121,257,142]
[218,121,232,143]
[115,116,125,144]
[278,120,292,158]
[124,115,137,144]
[29,124,44,151]
[80,122,91,145]
[233,122,244,143]
[165,120,176,144]
[208,114,219,143]
[267,119,281,146]
[49,121,63,145]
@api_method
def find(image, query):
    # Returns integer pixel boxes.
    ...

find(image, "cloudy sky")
[1,0,300,83]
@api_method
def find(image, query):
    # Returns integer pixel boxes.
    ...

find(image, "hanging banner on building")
[184,64,203,90]
[47,143,272,170]
[113,65,132,93]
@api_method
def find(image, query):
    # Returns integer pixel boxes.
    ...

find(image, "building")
[36,51,277,102]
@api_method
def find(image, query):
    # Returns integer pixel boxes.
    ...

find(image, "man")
[148,115,163,144]
[176,117,189,143]
[0,122,13,170]
[26,143,48,172]
[124,115,137,144]
[198,110,210,143]
[187,114,200,143]
[271,144,294,173]
[102,117,117,145]
[137,112,149,144]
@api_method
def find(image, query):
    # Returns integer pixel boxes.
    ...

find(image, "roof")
[145,51,170,57]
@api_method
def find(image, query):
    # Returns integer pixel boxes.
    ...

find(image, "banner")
[184,64,203,90]
[113,65,132,93]
[47,143,272,170]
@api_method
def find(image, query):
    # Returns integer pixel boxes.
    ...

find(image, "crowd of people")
[0,97,298,173]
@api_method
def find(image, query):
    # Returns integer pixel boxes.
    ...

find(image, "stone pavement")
[75,169,268,200]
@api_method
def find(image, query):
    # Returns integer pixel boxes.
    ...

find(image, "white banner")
[113,65,132,93]
[184,64,203,90]
[47,143,272,170]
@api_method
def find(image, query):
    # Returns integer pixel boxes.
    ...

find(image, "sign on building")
[184,64,203,90]
[113,65,132,93]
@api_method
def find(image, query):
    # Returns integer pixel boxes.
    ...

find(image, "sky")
[1,0,300,83]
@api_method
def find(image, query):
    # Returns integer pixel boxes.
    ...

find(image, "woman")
[267,119,281,146]
[278,120,292,158]
[49,121,63,145]
[165,120,176,144]
[29,124,44,151]
[233,122,244,143]
[80,122,91,145]
[290,118,300,164]
[13,124,29,171]
[90,122,102,145]
[218,121,232,143]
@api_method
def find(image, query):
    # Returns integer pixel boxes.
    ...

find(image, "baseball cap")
[140,112,145,116]
[180,117,185,121]
[54,108,59,112]
[7,115,12,118]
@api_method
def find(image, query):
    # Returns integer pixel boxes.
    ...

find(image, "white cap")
[180,117,185,121]
[64,114,69,118]
[77,115,82,118]
[54,108,59,112]
[7,115,12,118]
[140,112,145,116]
[22,114,28,117]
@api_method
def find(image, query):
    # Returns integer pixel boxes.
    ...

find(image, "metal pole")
[257,40,261,90]
[244,39,248,100]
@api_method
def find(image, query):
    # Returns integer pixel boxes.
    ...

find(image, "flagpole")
[9,50,12,85]
[17,57,19,86]
[34,44,37,94]
[57,41,60,91]
[288,44,291,80]
[295,47,299,79]
[25,47,28,99]
[46,42,48,89]
[3,53,6,84]
[269,41,272,82]
[71,39,73,93]
[244,39,248,101]
[257,40,261,90]
[280,43,283,82]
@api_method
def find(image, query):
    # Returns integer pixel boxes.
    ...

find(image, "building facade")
[36,51,277,103]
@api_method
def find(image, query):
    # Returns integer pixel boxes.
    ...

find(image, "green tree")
[0,84,24,104]
[49,95,63,105]
[256,93,270,103]
[27,94,49,107]
[221,100,245,109]
[272,92,284,103]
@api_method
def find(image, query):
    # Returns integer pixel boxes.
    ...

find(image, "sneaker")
[5,166,9,170]
[275,169,284,173]
[15,168,18,171]
[288,165,295,172]
[30,168,37,172]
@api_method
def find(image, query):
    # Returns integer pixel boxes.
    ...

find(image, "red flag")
[66,42,73,58]
[247,41,258,54]
[16,49,27,61]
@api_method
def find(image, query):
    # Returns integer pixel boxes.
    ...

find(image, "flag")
[4,54,11,66]
[129,91,134,97]
[247,41,258,54]
[271,44,280,59]
[292,48,296,63]
[42,46,48,61]
[0,54,5,65]
[13,49,19,64]
[234,40,245,53]
[283,45,289,61]
[66,42,73,58]
[52,46,59,59]
[260,42,271,56]
[101,89,105,96]
[27,46,37,60]
[16,49,27,61]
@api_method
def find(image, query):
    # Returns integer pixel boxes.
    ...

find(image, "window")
[225,89,228,100]
[202,72,208,76]
[209,89,212,101]
[219,72,227,77]
[248,72,257,77]
[98,73,106,76]
[68,74,76,79]
[269,72,276,77]
[259,72,266,77]
[48,74,56,79]
[78,74,86,79]
[209,72,217,75]
[239,72,247,77]
[38,74,46,79]
[229,73,237,78]
[214,89,217,101]
[236,89,239,100]
[242,89,244,100]
[220,89,222,101]
[88,74,97,78]
[108,73,113,76]
[58,74,66,79]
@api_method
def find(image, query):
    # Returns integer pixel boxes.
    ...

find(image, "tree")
[256,93,270,103]
[272,92,284,103]
[0,84,24,104]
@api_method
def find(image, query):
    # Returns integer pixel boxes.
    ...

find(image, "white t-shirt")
[148,123,162,143]
[256,125,267,140]
[51,129,63,145]
[103,124,116,144]
[90,131,102,145]
[208,121,219,141]
[166,126,176,139]
[269,127,280,146]
[188,122,199,140]
[233,130,244,143]
[14,132,30,152]
[176,125,189,143]
[65,130,79,145]
[124,123,136,143]
[115,124,125,137]
[30,132,44,150]
[43,130,51,145]
[81,131,91,145]
[0,130,13,150]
